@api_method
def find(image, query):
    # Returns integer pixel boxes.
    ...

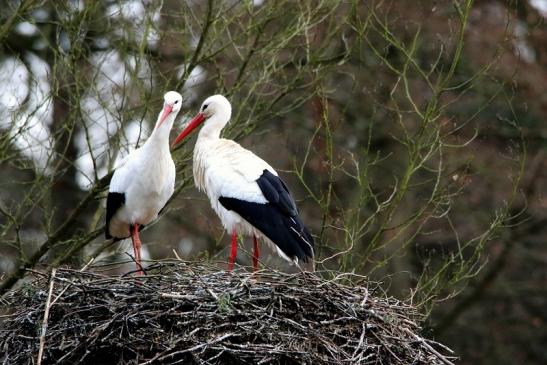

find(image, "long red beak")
[157,104,173,128]
[172,113,206,147]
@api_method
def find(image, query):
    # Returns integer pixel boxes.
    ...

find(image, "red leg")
[252,235,260,271]
[228,230,238,271]
[131,224,144,276]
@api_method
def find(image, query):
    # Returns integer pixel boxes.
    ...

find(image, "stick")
[404,328,455,365]
[37,268,56,365]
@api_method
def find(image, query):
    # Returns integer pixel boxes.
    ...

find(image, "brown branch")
[175,0,215,90]
[232,17,272,90]
[0,0,38,43]
[50,228,105,268]
[0,173,112,296]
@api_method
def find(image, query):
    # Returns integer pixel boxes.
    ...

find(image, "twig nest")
[0,261,455,364]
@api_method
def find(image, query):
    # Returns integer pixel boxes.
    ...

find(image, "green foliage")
[217,292,232,313]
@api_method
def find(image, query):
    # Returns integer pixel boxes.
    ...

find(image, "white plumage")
[106,91,183,275]
[108,143,175,237]
[195,139,280,250]
[172,95,314,271]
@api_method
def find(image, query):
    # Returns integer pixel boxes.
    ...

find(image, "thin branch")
[37,268,56,365]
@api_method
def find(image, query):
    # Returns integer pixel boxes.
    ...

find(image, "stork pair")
[106,92,314,275]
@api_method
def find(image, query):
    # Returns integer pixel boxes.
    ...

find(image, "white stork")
[172,95,314,271]
[105,91,183,275]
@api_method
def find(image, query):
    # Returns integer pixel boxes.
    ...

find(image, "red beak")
[158,104,173,127]
[172,113,206,147]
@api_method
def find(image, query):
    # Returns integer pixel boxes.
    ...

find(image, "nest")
[0,262,455,364]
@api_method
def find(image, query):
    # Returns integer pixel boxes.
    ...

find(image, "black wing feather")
[219,169,314,262]
[256,170,298,217]
[105,192,146,240]
[105,192,125,239]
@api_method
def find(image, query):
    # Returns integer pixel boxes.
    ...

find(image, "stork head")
[199,94,231,119]
[172,94,232,147]
[156,91,183,129]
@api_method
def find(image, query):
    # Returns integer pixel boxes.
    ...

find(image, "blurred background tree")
[0,0,545,363]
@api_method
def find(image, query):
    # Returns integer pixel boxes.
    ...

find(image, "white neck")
[197,112,229,142]
[144,112,176,151]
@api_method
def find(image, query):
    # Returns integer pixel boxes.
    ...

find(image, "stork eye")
[202,104,208,111]
[174,100,179,104]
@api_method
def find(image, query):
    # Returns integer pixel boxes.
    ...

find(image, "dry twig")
[37,268,56,365]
